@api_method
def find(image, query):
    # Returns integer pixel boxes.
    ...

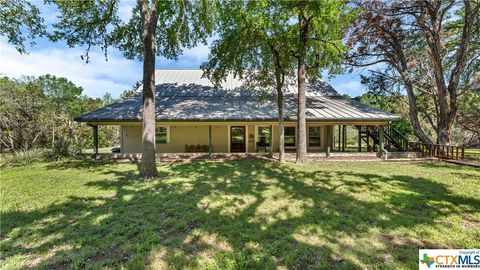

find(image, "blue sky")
[0,2,368,98]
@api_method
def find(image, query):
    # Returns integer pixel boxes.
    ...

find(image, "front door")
[230,126,246,152]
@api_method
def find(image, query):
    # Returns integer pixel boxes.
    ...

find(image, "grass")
[465,148,480,160]
[1,160,479,269]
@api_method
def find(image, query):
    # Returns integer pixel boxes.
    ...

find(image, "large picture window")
[155,126,169,144]
[284,126,296,147]
[308,126,322,147]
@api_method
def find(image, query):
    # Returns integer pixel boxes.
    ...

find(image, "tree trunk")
[140,0,158,179]
[397,51,433,145]
[437,125,451,145]
[275,70,285,163]
[296,10,308,163]
[404,82,433,145]
[52,125,55,147]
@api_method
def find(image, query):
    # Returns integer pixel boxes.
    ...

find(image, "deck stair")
[357,125,466,161]
[358,125,407,152]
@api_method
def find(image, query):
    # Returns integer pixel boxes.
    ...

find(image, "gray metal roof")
[75,69,400,122]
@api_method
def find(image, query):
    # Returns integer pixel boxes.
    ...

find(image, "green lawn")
[1,160,479,269]
[465,148,480,160]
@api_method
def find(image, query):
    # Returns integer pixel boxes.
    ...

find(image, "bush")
[0,148,46,167]
[46,137,87,161]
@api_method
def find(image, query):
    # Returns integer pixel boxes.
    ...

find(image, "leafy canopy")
[202,0,295,89]
[0,0,46,53]
[48,0,216,62]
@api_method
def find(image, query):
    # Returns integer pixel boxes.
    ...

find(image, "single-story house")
[75,69,400,154]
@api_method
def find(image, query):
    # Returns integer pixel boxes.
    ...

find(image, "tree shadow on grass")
[1,160,479,269]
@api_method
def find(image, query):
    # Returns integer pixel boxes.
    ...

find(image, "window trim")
[254,125,272,150]
[155,125,170,144]
[283,125,297,149]
[227,125,248,153]
[307,126,323,148]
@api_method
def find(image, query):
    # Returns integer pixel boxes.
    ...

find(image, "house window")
[256,126,271,149]
[284,126,296,147]
[155,126,169,144]
[308,126,322,147]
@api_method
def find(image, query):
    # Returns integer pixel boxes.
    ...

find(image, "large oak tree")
[201,0,295,163]
[48,0,215,178]
[204,1,350,163]
[347,0,480,145]
[284,1,351,163]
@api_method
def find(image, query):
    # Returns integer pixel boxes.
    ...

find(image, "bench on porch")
[256,141,271,153]
[185,144,209,153]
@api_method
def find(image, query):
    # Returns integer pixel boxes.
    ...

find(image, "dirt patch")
[461,220,480,228]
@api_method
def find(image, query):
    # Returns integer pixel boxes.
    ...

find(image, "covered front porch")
[88,121,391,157]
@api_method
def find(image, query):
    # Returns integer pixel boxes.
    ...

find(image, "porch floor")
[90,152,387,163]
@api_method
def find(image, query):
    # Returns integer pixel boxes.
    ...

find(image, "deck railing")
[384,126,465,160]
[408,142,465,160]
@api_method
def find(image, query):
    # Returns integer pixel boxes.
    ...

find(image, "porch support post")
[337,125,341,151]
[326,126,331,157]
[366,126,370,152]
[357,126,361,152]
[342,125,347,151]
[92,125,98,157]
[269,125,273,156]
[378,125,384,157]
[208,125,212,156]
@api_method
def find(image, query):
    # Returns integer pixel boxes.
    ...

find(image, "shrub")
[0,148,46,167]
[46,137,87,161]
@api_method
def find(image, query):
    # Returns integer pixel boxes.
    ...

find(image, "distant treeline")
[0,74,137,153]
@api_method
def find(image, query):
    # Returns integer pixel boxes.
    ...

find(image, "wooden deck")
[441,158,480,168]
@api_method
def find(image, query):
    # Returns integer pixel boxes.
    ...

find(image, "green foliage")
[203,0,295,88]
[46,137,87,161]
[120,81,141,100]
[48,0,216,62]
[47,0,121,62]
[1,160,479,268]
[101,92,116,106]
[204,0,352,86]
[0,148,46,167]
[286,0,352,77]
[0,76,51,149]
[0,0,45,53]
[348,0,480,144]
[358,91,414,138]
[36,74,84,117]
[0,75,120,154]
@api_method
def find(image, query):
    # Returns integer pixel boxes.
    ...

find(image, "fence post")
[461,148,464,160]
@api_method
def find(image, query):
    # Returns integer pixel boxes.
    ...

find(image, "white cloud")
[0,41,142,98]
[0,35,213,98]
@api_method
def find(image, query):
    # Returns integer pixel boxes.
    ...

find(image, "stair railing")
[383,126,465,160]
[384,126,465,160]
[385,126,411,151]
